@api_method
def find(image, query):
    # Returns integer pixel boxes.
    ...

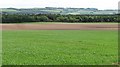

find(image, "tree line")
[2,14,119,23]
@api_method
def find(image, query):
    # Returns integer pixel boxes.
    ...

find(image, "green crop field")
[0,31,2,66]
[2,30,118,65]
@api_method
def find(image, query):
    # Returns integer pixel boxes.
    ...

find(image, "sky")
[0,0,119,10]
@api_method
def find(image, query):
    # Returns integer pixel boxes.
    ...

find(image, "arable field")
[2,30,118,65]
[1,23,118,30]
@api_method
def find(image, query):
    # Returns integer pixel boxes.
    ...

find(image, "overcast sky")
[0,0,119,10]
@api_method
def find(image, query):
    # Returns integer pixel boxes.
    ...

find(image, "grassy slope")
[2,30,118,65]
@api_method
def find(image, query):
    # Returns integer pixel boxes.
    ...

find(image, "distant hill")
[1,7,118,15]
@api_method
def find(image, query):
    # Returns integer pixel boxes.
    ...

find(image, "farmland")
[1,23,118,30]
[1,0,119,66]
[0,31,2,66]
[2,30,118,65]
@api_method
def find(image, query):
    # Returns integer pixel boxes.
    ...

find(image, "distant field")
[2,30,118,65]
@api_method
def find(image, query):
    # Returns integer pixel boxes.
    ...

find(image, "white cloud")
[0,0,119,9]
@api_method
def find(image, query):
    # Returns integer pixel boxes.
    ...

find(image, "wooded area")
[2,14,119,23]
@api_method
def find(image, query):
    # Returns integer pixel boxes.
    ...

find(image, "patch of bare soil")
[0,24,119,30]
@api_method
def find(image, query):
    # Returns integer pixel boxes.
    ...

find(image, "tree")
[36,16,49,22]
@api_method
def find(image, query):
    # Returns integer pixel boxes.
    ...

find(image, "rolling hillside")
[1,7,118,15]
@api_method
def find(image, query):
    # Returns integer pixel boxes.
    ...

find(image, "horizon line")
[0,7,118,10]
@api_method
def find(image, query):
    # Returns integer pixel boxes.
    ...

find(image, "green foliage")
[3,30,118,65]
[36,16,49,22]
[2,14,119,23]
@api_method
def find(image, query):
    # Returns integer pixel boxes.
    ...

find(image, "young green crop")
[2,30,118,65]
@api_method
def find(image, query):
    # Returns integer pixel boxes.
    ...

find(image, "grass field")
[0,31,2,66]
[2,30,118,65]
